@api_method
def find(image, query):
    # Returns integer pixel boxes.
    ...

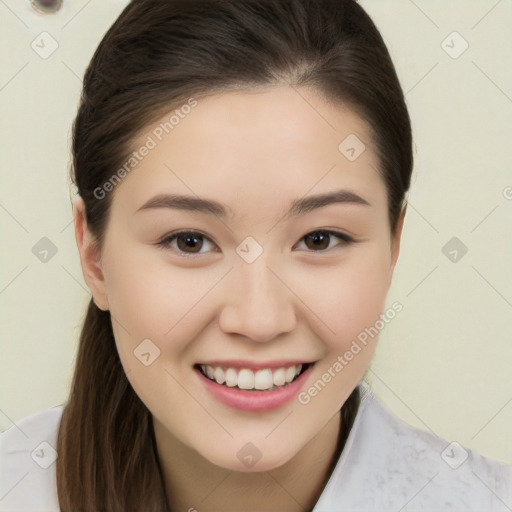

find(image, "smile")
[197,363,310,391]
[194,361,315,411]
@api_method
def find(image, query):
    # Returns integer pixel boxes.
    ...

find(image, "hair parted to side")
[57,1,413,510]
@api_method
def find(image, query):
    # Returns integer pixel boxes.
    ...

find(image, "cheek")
[103,246,223,376]
[104,246,197,335]
[307,246,392,350]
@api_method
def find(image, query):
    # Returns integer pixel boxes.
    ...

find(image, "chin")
[201,443,298,473]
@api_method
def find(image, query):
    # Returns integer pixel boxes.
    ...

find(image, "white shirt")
[1,382,511,511]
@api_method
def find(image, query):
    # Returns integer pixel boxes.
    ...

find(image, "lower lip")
[196,365,314,412]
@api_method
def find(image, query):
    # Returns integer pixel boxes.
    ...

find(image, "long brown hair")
[57,0,413,510]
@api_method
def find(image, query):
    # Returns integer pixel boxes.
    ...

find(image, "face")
[74,85,404,472]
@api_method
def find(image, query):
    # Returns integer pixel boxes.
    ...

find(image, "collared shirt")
[1,382,511,511]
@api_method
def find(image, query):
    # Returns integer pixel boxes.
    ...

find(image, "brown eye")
[158,231,216,256]
[298,230,353,252]
[176,233,203,253]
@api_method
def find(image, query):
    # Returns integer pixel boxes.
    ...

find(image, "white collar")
[312,381,512,511]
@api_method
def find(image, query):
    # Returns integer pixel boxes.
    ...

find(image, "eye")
[157,229,354,257]
[294,230,353,252]
[157,231,217,256]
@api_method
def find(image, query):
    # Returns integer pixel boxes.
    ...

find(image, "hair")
[57,0,413,510]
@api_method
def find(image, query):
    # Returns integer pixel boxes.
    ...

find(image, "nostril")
[30,0,63,15]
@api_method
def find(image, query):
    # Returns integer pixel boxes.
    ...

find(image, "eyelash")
[156,229,354,257]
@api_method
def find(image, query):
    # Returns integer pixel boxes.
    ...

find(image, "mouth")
[194,362,313,392]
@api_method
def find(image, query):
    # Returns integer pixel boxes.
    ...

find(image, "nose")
[218,257,297,343]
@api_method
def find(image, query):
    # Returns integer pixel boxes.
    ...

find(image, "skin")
[74,85,405,512]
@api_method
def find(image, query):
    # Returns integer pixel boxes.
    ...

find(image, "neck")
[154,389,359,512]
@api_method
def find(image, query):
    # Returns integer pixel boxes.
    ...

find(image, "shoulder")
[0,406,64,512]
[314,382,512,511]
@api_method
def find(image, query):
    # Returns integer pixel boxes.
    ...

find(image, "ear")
[389,205,406,282]
[73,196,109,311]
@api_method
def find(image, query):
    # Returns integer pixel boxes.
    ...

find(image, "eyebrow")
[135,189,371,220]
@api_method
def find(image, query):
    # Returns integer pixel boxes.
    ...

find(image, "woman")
[1,0,510,511]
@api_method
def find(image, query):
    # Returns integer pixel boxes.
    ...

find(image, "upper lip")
[196,360,315,370]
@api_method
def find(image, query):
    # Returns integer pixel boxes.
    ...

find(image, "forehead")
[111,86,386,218]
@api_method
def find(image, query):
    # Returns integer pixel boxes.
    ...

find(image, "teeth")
[273,368,286,386]
[285,366,296,383]
[225,368,238,387]
[199,364,305,391]
[238,369,255,390]
[254,369,273,390]
[213,366,225,385]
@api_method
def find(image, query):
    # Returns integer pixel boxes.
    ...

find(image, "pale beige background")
[1,0,511,464]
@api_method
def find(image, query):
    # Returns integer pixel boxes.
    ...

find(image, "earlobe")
[73,196,109,311]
